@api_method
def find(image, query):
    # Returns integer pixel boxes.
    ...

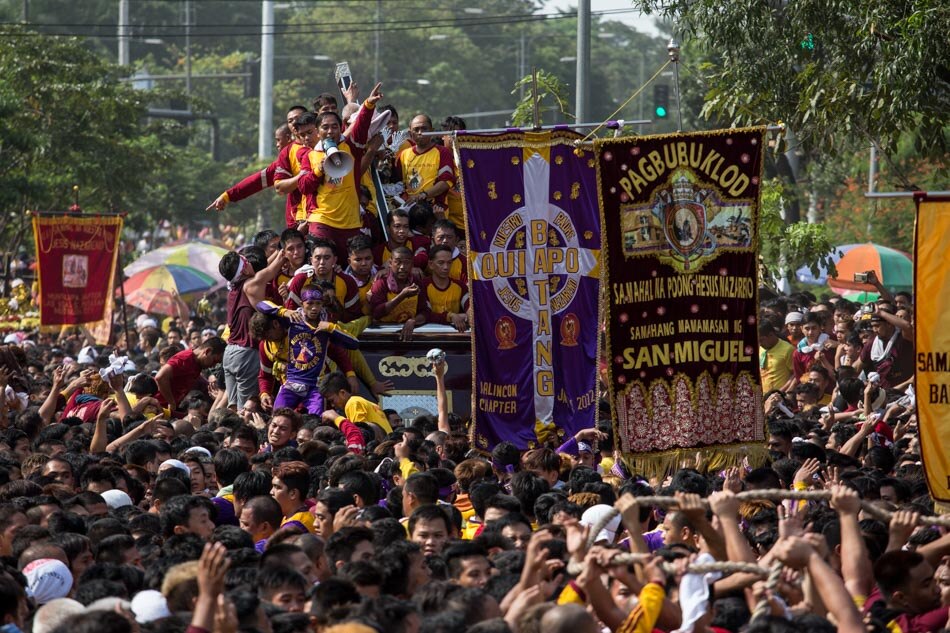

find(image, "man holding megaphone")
[292,82,384,258]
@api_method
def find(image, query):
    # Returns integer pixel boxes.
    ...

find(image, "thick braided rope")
[565,555,771,577]
[586,488,950,548]
[750,561,784,621]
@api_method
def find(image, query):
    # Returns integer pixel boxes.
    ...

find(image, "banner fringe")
[622,443,770,484]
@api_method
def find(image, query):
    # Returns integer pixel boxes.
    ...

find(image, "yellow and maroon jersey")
[369,275,422,324]
[421,277,468,324]
[300,141,361,229]
[274,142,310,223]
[395,145,455,206]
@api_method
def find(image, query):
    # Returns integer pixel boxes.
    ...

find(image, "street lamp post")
[258,0,274,160]
[575,0,590,123]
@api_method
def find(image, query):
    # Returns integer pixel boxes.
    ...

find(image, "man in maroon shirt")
[218,248,288,410]
[205,106,308,216]
[155,338,225,411]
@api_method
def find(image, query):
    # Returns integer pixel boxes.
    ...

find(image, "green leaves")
[630,0,949,159]
[510,70,573,127]
[758,179,837,287]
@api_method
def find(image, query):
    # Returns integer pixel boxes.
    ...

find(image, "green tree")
[631,0,949,160]
[758,179,838,290]
[0,27,249,243]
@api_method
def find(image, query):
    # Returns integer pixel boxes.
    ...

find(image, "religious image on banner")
[913,196,950,502]
[33,214,124,326]
[456,130,601,450]
[596,128,767,474]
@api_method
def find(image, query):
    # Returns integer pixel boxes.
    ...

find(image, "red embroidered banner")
[33,214,123,326]
[595,128,767,475]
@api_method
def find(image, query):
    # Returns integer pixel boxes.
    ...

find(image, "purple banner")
[457,131,601,450]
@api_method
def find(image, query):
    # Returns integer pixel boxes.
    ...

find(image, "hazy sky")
[542,0,661,36]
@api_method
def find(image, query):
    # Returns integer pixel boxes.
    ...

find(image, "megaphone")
[323,138,354,179]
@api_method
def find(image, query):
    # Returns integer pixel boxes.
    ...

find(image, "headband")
[230,255,249,283]
[301,286,324,302]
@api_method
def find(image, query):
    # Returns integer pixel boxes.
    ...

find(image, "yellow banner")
[915,197,950,502]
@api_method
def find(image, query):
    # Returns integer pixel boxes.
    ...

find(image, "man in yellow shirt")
[759,323,795,394]
[319,370,392,436]
[287,84,384,257]
[395,114,455,207]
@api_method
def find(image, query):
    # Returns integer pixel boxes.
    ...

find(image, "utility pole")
[373,0,381,85]
[118,0,129,66]
[258,1,274,159]
[574,0,590,123]
[184,0,193,103]
[519,32,526,99]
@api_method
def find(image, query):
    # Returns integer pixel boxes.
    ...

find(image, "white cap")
[184,445,212,458]
[131,590,172,623]
[101,489,133,509]
[159,459,191,475]
[581,504,622,545]
[77,345,99,365]
[23,558,73,605]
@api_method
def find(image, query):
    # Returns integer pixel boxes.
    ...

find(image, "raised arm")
[830,484,873,597]
[190,542,231,633]
[773,536,865,633]
[245,250,288,305]
[433,358,449,434]
[709,490,758,563]
[89,398,116,453]
[38,366,67,424]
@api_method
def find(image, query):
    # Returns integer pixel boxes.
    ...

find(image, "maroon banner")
[33,214,123,326]
[595,128,767,473]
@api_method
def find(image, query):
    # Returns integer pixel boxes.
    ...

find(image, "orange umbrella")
[828,242,912,294]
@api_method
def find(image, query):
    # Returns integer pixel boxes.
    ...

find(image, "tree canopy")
[632,0,949,160]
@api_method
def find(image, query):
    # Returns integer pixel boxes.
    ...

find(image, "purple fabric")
[556,436,579,456]
[458,131,600,450]
[274,383,324,415]
[210,496,238,526]
[643,529,665,552]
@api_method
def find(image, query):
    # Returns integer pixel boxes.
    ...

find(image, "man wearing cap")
[784,310,805,346]
[853,307,914,389]
[758,323,795,394]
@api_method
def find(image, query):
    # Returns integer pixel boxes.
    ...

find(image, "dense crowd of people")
[0,82,946,633]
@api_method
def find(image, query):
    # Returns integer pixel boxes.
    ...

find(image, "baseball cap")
[101,489,133,509]
[581,504,621,545]
[23,559,73,605]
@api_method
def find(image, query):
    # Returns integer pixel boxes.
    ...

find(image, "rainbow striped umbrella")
[125,240,228,280]
[123,265,221,296]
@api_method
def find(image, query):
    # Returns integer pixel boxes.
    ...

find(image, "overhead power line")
[0,7,640,38]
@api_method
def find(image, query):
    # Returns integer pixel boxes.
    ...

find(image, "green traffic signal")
[653,84,670,120]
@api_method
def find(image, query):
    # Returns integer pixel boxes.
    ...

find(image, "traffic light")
[244,59,259,98]
[653,84,669,119]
